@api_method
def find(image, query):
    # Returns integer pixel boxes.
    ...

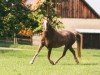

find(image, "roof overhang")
[76,29,100,34]
[59,18,100,29]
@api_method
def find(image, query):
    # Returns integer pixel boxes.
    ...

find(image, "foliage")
[0,0,63,37]
[30,0,64,32]
[0,0,35,37]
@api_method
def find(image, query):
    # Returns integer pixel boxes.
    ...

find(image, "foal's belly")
[44,38,65,48]
[51,36,75,48]
[52,41,65,48]
[51,39,67,48]
[52,43,65,48]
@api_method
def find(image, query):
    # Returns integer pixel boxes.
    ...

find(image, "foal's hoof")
[51,62,55,65]
[54,61,58,65]
[50,61,55,65]
[76,61,79,64]
[51,63,55,65]
[29,61,34,64]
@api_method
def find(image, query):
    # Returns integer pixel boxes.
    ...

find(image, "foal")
[30,22,81,65]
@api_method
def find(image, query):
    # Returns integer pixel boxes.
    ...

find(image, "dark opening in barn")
[76,29,100,49]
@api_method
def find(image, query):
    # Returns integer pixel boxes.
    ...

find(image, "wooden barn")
[25,0,100,49]
[52,0,100,18]
[60,19,100,49]
[52,0,100,48]
[52,0,100,49]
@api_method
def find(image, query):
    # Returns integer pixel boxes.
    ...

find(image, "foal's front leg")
[30,44,44,64]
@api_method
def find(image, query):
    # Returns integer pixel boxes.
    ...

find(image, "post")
[14,33,17,44]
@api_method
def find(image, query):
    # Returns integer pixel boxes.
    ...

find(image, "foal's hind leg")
[69,47,79,64]
[47,48,55,65]
[54,47,69,65]
[30,44,44,64]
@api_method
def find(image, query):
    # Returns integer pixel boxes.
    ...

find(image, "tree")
[0,0,37,37]
[0,0,63,38]
[23,0,63,32]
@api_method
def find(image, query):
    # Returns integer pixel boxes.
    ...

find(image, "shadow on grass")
[0,50,16,53]
[0,50,32,58]
[62,63,99,66]
[0,49,46,58]
[93,55,100,57]
[80,63,98,65]
[62,63,98,66]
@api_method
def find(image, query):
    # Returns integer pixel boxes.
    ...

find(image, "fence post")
[14,33,17,44]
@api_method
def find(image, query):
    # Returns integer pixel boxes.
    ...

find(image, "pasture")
[0,44,100,75]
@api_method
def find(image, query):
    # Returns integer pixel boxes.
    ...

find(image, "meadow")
[0,44,100,75]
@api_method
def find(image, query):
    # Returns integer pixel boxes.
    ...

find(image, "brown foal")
[30,22,81,65]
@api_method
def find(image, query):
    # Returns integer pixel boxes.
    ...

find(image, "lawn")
[0,44,100,75]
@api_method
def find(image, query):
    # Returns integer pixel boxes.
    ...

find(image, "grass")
[0,44,100,75]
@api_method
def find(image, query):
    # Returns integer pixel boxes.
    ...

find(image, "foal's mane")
[47,22,55,32]
[44,22,56,39]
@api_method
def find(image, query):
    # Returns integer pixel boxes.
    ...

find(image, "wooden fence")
[0,33,42,46]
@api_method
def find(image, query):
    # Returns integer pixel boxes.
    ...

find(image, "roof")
[59,18,100,33]
[76,29,100,34]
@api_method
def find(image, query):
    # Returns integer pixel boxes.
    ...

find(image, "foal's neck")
[47,24,55,33]
[45,24,55,39]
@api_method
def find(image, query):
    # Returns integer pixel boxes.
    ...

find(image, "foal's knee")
[69,47,75,53]
[62,52,66,57]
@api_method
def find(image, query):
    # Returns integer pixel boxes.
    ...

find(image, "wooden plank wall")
[83,34,100,49]
[52,0,98,18]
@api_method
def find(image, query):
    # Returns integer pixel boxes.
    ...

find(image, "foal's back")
[54,30,75,47]
[49,30,76,48]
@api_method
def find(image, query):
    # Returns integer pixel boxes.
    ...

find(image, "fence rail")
[0,33,42,46]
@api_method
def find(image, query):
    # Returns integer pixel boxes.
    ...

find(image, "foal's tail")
[76,33,82,58]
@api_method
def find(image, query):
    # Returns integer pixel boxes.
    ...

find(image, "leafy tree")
[0,0,36,37]
[0,0,63,37]
[26,0,63,32]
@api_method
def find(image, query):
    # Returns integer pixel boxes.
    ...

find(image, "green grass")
[0,45,100,75]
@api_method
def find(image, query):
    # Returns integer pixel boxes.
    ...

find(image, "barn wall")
[83,33,100,49]
[52,0,99,18]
